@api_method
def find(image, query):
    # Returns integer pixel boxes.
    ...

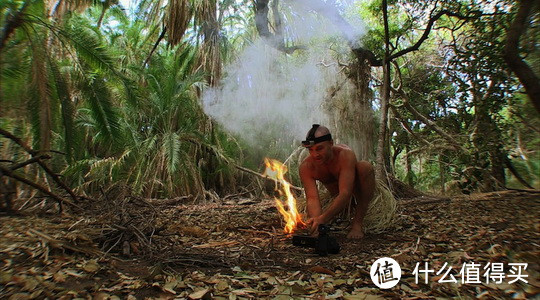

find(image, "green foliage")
[1,0,245,199]
[362,0,540,193]
[1,0,538,201]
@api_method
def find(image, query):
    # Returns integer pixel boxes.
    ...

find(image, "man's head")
[302,124,333,164]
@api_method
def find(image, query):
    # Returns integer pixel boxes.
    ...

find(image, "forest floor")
[0,189,539,299]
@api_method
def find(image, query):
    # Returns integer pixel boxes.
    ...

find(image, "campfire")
[263,158,305,234]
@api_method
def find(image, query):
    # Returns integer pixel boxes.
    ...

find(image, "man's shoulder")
[334,144,355,156]
[299,157,316,174]
[334,143,353,151]
[333,144,356,162]
[299,156,313,169]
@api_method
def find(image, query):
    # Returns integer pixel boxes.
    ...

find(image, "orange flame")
[263,158,305,234]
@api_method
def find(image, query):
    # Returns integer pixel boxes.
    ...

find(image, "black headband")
[301,124,332,147]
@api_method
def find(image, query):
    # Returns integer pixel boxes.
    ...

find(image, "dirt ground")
[1,190,539,299]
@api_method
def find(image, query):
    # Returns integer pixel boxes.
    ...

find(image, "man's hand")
[306,215,325,236]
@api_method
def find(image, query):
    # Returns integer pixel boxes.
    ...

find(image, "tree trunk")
[439,154,446,194]
[200,0,221,86]
[472,90,506,192]
[375,0,391,181]
[405,143,414,187]
[504,0,540,114]
[332,58,375,161]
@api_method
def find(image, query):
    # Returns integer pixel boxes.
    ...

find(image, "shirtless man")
[299,124,375,239]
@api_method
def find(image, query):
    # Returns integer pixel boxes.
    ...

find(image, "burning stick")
[263,158,306,234]
[234,164,303,192]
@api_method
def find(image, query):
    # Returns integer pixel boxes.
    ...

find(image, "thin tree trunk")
[375,0,391,181]
[504,0,540,114]
[505,158,534,189]
[201,0,221,86]
[439,154,446,194]
[31,40,51,152]
[405,143,414,187]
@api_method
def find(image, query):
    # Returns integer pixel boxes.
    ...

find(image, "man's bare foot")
[347,225,364,239]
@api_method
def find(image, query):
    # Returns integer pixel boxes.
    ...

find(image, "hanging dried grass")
[167,0,192,47]
[363,179,397,233]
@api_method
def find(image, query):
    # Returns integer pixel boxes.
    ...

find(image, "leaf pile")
[1,190,538,299]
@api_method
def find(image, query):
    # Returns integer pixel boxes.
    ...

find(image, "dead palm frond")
[166,0,192,47]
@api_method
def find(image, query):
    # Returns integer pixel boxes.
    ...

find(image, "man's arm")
[319,150,356,223]
[299,163,321,218]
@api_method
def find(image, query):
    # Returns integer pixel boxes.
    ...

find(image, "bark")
[439,154,446,194]
[234,164,302,192]
[96,6,107,29]
[504,0,540,114]
[166,0,192,47]
[471,81,506,191]
[373,5,473,181]
[332,57,375,161]
[0,165,82,211]
[388,10,473,61]
[400,96,465,152]
[391,104,430,147]
[33,41,51,152]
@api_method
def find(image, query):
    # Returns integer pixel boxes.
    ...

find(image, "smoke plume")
[202,0,366,153]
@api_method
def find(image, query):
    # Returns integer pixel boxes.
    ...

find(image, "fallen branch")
[0,128,83,202]
[234,164,303,192]
[191,241,239,249]
[238,228,276,236]
[27,229,104,257]
[0,165,82,211]
[146,195,193,206]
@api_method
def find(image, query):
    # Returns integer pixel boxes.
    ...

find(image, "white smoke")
[202,0,366,150]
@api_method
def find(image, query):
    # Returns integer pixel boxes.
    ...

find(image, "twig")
[68,218,85,230]
[9,155,49,170]
[413,236,421,254]
[191,241,239,249]
[145,196,192,206]
[238,228,276,236]
[104,233,124,256]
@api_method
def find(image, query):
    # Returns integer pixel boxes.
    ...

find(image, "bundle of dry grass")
[362,179,397,233]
